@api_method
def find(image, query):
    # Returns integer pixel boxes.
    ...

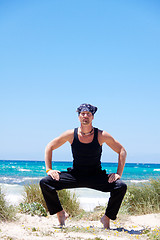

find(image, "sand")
[0,213,160,240]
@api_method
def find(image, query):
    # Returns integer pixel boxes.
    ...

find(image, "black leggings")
[40,171,127,220]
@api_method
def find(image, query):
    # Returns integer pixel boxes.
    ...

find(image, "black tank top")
[71,127,102,175]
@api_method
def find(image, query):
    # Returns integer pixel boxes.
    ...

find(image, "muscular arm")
[45,129,74,180]
[99,130,127,183]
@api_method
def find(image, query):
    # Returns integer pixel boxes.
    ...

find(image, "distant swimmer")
[40,103,127,229]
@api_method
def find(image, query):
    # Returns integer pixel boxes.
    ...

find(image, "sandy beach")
[0,212,160,240]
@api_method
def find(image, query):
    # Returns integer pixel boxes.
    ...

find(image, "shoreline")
[0,179,158,212]
[1,183,109,212]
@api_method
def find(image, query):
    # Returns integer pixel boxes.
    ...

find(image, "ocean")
[0,160,160,211]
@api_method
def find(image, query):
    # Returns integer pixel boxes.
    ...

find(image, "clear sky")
[0,0,160,163]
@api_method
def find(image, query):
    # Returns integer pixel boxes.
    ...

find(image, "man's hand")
[47,170,61,180]
[108,173,121,183]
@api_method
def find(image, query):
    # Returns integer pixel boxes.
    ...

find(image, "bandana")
[76,103,98,115]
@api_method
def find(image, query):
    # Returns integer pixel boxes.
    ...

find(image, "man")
[40,103,127,229]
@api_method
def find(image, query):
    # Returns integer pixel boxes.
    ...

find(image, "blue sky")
[0,0,160,163]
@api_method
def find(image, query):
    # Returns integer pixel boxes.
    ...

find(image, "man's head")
[76,103,97,126]
[76,103,97,116]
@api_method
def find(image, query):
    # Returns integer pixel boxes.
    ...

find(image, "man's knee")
[39,176,50,189]
[121,181,127,193]
[39,178,44,189]
[119,181,127,197]
[116,180,127,193]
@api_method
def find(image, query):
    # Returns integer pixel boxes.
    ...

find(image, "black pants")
[40,171,127,220]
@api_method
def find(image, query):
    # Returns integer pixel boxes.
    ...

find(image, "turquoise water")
[0,160,160,185]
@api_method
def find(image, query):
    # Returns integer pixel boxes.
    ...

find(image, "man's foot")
[100,215,110,229]
[57,210,69,226]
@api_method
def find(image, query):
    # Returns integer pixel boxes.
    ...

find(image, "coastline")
[0,177,158,212]
[0,183,109,212]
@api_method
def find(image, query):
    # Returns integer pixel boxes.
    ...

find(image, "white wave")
[0,176,42,184]
[0,177,24,184]
[153,169,160,171]
[129,180,149,183]
[0,177,17,181]
[22,177,42,181]
[0,183,22,189]
[18,169,31,172]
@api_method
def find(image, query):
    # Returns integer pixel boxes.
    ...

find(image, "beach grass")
[22,183,47,210]
[22,183,81,217]
[57,189,82,217]
[121,178,160,215]
[1,178,160,223]
[77,178,160,220]
[21,178,160,219]
[0,186,16,221]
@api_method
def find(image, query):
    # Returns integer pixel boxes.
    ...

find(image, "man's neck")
[80,124,93,134]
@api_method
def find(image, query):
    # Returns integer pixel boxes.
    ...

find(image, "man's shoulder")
[62,129,74,136]
[97,128,105,135]
[97,129,109,135]
[98,129,111,142]
[63,129,74,144]
[57,129,74,143]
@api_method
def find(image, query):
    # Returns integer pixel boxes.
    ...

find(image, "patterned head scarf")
[76,103,98,115]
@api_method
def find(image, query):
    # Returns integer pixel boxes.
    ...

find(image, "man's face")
[78,111,94,125]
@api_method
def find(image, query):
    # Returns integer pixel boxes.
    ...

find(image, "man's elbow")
[45,144,53,154]
[121,147,127,159]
